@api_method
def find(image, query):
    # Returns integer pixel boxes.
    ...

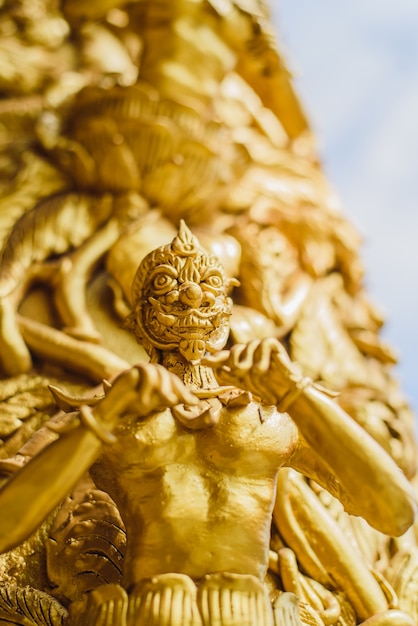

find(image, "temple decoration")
[0,1,417,625]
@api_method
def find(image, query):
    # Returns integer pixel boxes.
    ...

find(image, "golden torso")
[91,398,299,587]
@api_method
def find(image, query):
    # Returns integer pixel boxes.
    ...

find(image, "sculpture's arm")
[0,364,197,554]
[285,387,416,536]
[204,339,416,537]
[285,428,410,535]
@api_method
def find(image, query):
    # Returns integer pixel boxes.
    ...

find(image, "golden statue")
[0,1,417,625]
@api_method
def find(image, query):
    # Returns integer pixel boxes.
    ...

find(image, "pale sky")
[275,2,418,413]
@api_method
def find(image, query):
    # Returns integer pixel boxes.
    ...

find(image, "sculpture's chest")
[197,401,298,475]
[101,399,298,477]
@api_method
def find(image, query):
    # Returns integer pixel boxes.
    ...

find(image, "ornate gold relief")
[0,2,416,625]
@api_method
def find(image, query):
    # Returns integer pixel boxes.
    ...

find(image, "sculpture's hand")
[98,363,199,425]
[203,338,308,407]
[0,364,198,554]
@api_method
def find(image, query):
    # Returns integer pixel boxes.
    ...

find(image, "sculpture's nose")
[179,282,202,308]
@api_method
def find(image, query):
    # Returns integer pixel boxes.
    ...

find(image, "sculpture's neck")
[161,351,219,391]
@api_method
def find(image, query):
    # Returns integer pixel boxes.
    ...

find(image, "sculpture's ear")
[227,277,240,291]
[123,304,162,363]
[124,308,139,335]
[206,296,234,355]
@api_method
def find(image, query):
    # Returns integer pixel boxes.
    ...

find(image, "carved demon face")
[131,222,234,362]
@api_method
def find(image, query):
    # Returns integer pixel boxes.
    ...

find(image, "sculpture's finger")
[201,350,231,367]
[211,366,236,387]
[252,340,275,373]
[232,341,259,370]
[268,339,292,365]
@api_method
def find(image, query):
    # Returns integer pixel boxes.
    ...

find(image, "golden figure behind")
[0,2,417,625]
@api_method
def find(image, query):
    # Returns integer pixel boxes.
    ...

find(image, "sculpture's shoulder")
[98,406,188,472]
[95,392,298,478]
[197,397,299,475]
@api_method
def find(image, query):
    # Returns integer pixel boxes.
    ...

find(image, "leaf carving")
[46,475,126,604]
[0,585,67,626]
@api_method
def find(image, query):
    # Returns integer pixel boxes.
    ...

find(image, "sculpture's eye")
[149,265,178,295]
[201,270,224,293]
[153,274,175,292]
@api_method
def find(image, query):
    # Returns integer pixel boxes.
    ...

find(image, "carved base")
[66,573,293,626]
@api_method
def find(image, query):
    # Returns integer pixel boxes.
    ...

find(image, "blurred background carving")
[277,1,418,415]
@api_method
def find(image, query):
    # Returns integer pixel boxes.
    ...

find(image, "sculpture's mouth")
[140,295,230,362]
[149,297,223,333]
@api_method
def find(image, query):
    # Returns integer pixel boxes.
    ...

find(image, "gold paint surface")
[0,2,416,625]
